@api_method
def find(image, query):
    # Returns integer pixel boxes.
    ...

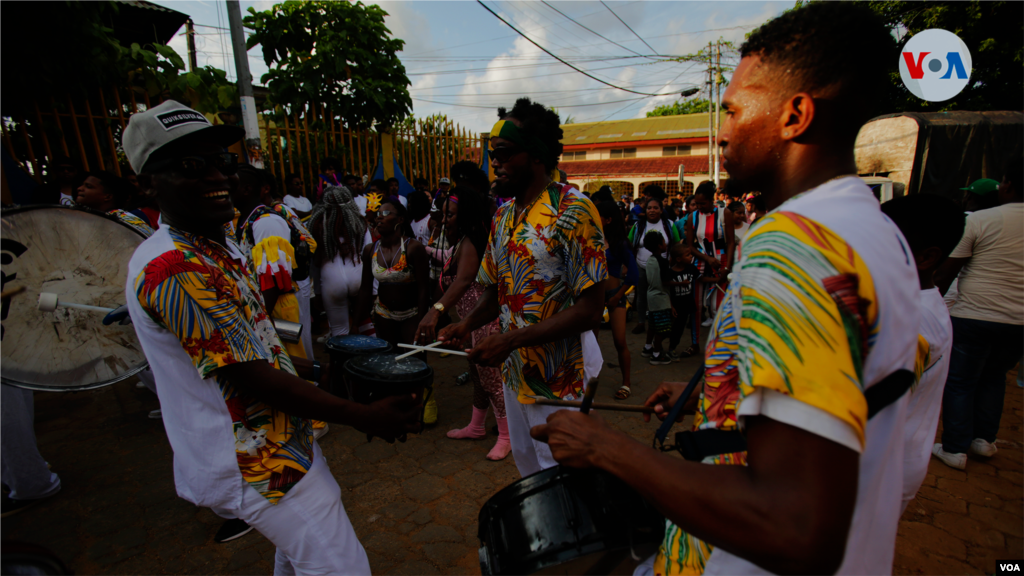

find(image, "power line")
[600,0,657,55]
[413,95,651,110]
[540,1,650,60]
[476,0,682,97]
[410,60,700,92]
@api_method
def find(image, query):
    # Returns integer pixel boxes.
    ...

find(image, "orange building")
[559,113,725,198]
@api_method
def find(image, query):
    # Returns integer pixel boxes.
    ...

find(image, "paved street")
[3,326,1021,575]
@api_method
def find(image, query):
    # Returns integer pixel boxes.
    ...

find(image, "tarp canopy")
[861,111,1023,198]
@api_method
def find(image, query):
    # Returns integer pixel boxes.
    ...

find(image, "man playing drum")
[439,98,606,477]
[533,5,922,575]
[121,101,421,574]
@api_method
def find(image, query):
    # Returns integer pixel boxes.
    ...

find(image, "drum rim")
[2,204,150,391]
[1,204,150,240]
[343,353,433,380]
[324,334,391,352]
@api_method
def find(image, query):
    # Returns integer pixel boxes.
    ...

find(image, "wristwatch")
[433,302,445,313]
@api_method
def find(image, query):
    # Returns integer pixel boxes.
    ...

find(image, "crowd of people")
[3,3,1021,575]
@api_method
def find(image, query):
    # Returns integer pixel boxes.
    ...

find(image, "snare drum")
[324,335,391,397]
[342,353,433,422]
[478,466,665,575]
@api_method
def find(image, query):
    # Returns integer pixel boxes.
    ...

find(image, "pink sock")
[447,406,487,439]
[487,417,512,461]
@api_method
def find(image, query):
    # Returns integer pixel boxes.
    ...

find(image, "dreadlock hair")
[308,185,367,263]
[450,160,490,194]
[497,97,563,171]
[741,2,896,140]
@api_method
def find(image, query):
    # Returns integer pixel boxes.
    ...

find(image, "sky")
[151,1,793,134]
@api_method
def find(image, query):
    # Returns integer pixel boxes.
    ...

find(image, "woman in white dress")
[308,185,371,336]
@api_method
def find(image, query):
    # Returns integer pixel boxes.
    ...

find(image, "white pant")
[1,385,61,500]
[297,278,313,358]
[231,443,369,575]
[315,256,363,337]
[503,332,603,478]
[138,367,157,394]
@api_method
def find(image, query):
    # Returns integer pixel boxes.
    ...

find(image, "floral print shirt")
[477,182,607,403]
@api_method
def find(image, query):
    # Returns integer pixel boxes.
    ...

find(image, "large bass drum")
[479,466,665,575]
[1,205,149,391]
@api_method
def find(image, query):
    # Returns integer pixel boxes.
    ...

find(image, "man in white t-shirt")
[880,194,965,508]
[121,101,420,573]
[933,159,1024,469]
[532,5,922,575]
[281,173,312,219]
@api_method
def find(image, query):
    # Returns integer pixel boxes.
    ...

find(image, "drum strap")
[655,368,914,462]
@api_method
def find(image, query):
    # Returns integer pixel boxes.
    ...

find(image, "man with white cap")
[122,100,420,574]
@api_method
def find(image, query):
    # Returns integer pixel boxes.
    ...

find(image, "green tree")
[751,1,1023,113]
[1,1,235,116]
[244,1,412,129]
[647,98,712,117]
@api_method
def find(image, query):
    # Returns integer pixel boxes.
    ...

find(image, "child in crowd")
[641,232,673,365]
[666,243,709,358]
[316,157,341,201]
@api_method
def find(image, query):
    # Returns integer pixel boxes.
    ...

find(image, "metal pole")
[713,40,721,187]
[226,1,263,168]
[707,42,713,185]
[185,19,198,72]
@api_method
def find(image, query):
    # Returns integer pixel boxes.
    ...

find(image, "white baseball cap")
[439,177,451,184]
[123,100,244,173]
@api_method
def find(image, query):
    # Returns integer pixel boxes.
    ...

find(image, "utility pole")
[226,0,263,168]
[707,41,713,184]
[713,40,721,188]
[185,18,198,72]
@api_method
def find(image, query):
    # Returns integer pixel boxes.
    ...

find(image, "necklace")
[380,237,404,270]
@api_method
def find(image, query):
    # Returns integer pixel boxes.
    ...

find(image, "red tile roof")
[561,155,722,178]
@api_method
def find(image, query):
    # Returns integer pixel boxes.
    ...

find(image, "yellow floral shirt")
[477,183,607,403]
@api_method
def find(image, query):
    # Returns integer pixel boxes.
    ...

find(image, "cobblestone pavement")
[3,326,1021,574]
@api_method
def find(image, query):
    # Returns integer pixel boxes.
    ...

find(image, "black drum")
[478,466,665,575]
[342,353,433,421]
[324,335,391,397]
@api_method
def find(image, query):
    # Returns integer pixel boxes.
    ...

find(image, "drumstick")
[579,377,599,414]
[396,342,468,357]
[0,286,26,299]
[395,340,441,360]
[37,292,115,314]
[526,396,656,414]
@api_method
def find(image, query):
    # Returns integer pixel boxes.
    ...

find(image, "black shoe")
[640,347,654,358]
[649,353,671,366]
[1,491,55,518]
[214,518,254,543]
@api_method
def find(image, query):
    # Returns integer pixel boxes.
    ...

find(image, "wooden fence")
[2,88,484,201]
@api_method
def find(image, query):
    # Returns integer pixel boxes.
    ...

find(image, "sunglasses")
[147,153,239,178]
[377,209,393,218]
[490,146,523,163]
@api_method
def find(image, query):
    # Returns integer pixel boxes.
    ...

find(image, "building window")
[663,146,692,156]
[562,151,587,161]
[610,148,636,159]
[681,181,694,195]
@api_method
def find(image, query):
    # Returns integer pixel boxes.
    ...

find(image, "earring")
[783,131,790,137]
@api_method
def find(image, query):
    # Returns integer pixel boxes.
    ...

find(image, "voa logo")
[999,561,1022,573]
[899,28,972,102]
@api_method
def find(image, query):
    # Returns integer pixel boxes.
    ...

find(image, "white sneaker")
[701,318,713,327]
[148,409,162,419]
[970,438,998,457]
[932,443,966,470]
[313,424,330,440]
[136,382,146,388]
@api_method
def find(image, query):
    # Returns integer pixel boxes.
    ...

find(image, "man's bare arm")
[533,412,858,575]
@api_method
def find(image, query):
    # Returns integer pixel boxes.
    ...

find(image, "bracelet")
[312,360,322,382]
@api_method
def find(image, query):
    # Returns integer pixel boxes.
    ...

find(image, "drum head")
[1,206,149,391]
[345,353,431,382]
[325,334,391,354]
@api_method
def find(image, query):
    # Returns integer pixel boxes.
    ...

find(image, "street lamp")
[680,87,700,98]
